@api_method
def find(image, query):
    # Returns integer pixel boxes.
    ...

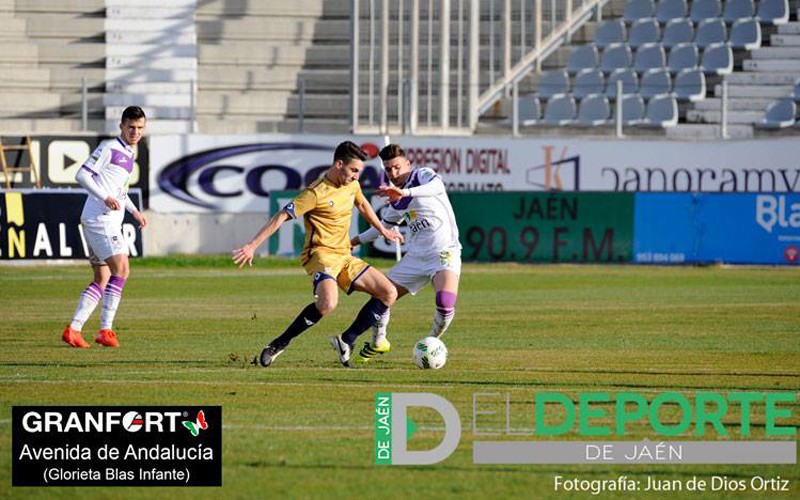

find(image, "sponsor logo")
[22,410,184,433]
[785,245,799,263]
[181,410,209,437]
[756,195,800,233]
[526,145,580,191]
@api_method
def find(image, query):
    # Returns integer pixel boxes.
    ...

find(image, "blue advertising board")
[634,193,800,265]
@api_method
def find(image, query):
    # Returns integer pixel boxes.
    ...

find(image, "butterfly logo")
[182,410,209,437]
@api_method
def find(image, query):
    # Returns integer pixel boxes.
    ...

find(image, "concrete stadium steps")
[196,18,349,43]
[666,124,755,140]
[692,98,777,112]
[0,92,61,116]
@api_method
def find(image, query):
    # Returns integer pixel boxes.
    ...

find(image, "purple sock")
[436,291,457,317]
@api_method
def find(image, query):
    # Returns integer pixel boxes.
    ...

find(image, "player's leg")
[430,269,460,338]
[259,272,338,367]
[357,284,409,362]
[63,262,109,348]
[95,252,131,347]
[330,260,397,366]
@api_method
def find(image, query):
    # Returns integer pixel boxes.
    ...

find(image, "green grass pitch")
[0,257,798,499]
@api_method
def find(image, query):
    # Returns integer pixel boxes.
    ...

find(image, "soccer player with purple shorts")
[62,106,148,348]
[349,143,462,361]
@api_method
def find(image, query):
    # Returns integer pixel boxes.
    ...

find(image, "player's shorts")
[81,220,128,265]
[388,247,461,295]
[302,251,370,294]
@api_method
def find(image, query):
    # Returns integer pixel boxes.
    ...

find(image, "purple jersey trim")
[110,149,134,173]
[390,170,422,210]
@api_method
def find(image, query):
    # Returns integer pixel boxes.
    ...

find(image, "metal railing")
[349,0,610,135]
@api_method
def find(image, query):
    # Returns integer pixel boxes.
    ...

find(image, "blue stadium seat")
[567,45,600,74]
[694,18,727,49]
[634,42,667,73]
[673,68,706,101]
[623,0,656,23]
[536,70,570,99]
[757,0,789,25]
[516,95,542,126]
[723,0,755,23]
[656,0,688,23]
[628,18,661,49]
[615,94,646,125]
[757,98,796,128]
[662,18,694,49]
[543,94,577,125]
[594,19,627,48]
[700,43,733,75]
[573,69,605,99]
[668,42,699,73]
[643,94,679,127]
[639,68,672,99]
[576,94,611,126]
[600,43,632,74]
[606,68,639,99]
[729,18,761,50]
[791,80,800,100]
[690,0,722,24]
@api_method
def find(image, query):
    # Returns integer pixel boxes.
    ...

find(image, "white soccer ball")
[413,336,448,370]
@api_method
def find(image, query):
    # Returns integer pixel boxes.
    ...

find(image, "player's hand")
[377,185,404,202]
[349,236,360,249]
[382,228,404,243]
[104,197,121,210]
[133,211,148,229]
[232,244,256,268]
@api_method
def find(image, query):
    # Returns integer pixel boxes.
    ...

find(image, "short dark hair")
[379,144,406,162]
[121,106,146,122]
[333,141,367,165]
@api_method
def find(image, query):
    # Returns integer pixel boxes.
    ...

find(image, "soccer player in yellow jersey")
[233,141,402,367]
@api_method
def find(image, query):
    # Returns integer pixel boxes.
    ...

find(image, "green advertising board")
[449,192,634,263]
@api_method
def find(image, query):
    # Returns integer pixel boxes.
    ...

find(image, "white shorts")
[82,221,128,265]
[387,248,461,295]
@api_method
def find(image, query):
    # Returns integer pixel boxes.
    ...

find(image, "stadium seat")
[623,0,656,23]
[634,42,667,73]
[628,18,661,49]
[543,94,577,125]
[615,94,646,124]
[791,80,800,100]
[606,68,639,99]
[690,0,722,23]
[668,42,699,73]
[567,45,600,74]
[723,0,755,23]
[600,43,632,74]
[515,95,542,126]
[639,68,672,99]
[594,19,627,48]
[729,18,761,51]
[656,0,688,23]
[536,70,570,99]
[662,18,695,49]
[700,43,733,75]
[673,68,706,101]
[694,19,727,49]
[756,98,796,128]
[573,69,605,99]
[643,94,679,127]
[576,94,612,126]
[756,0,789,25]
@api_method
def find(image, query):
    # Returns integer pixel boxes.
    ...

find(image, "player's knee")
[316,297,338,316]
[381,285,398,306]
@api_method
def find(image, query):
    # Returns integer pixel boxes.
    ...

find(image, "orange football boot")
[95,329,120,347]
[62,326,90,348]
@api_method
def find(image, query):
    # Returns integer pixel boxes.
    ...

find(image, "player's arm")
[378,168,445,202]
[124,197,147,229]
[354,195,403,243]
[76,142,120,210]
[232,210,291,268]
[351,207,402,247]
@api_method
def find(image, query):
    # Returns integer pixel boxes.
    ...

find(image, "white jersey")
[79,137,135,226]
[381,167,461,257]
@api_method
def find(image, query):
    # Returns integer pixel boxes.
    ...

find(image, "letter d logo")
[374,392,461,465]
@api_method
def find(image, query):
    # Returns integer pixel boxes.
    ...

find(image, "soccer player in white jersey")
[348,143,461,361]
[62,106,148,348]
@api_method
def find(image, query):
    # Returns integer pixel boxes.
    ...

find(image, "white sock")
[100,276,126,330]
[70,282,103,330]
[430,309,454,338]
[372,309,390,345]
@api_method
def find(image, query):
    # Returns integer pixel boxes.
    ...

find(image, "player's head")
[120,106,146,147]
[379,144,412,185]
[330,141,368,186]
